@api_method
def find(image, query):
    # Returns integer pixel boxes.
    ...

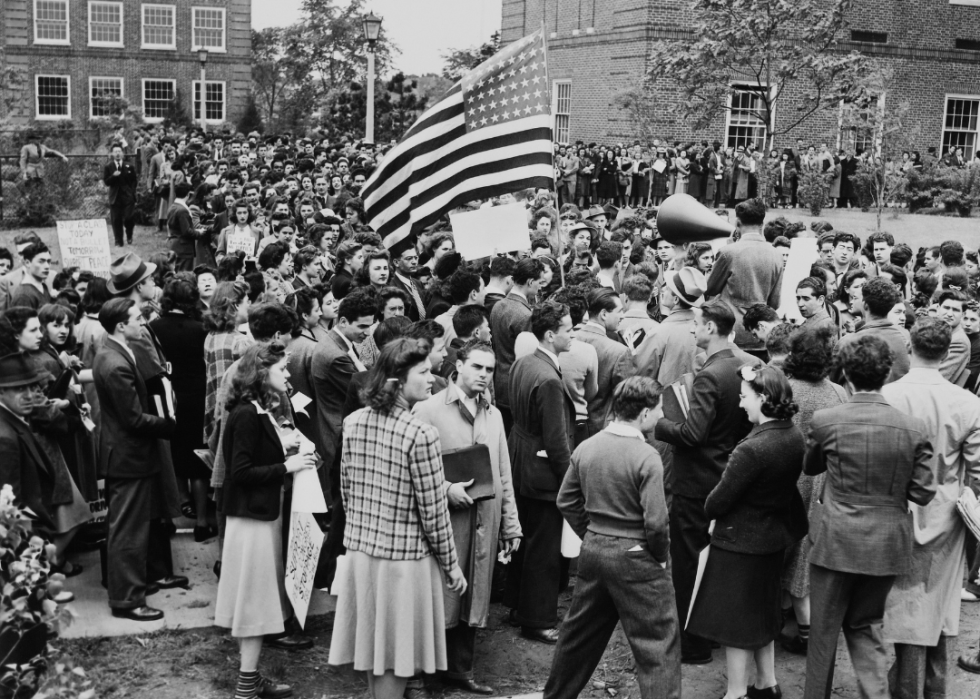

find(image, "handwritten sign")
[285,511,324,628]
[56,220,113,278]
[86,478,108,524]
[226,231,255,256]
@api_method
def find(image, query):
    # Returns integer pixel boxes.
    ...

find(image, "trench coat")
[414,383,522,628]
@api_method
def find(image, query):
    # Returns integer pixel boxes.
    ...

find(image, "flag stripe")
[399,84,463,141]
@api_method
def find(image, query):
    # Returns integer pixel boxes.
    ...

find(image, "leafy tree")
[0,46,27,127]
[321,72,428,143]
[164,87,193,129]
[441,31,501,82]
[644,0,867,147]
[237,92,265,135]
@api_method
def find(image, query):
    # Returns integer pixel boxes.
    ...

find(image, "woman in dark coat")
[687,364,808,699]
[597,150,619,205]
[149,274,211,540]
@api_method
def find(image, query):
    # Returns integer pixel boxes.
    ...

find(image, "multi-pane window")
[726,85,770,150]
[193,81,226,122]
[840,95,880,154]
[88,1,123,47]
[942,97,980,160]
[553,81,571,144]
[36,75,70,119]
[34,0,70,44]
[143,79,175,121]
[142,4,176,49]
[90,77,123,118]
[192,7,226,51]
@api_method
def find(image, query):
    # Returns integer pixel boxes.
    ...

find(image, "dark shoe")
[257,676,293,698]
[154,575,189,590]
[520,626,559,645]
[180,502,196,519]
[112,606,164,621]
[747,685,782,699]
[264,634,314,651]
[51,561,84,578]
[194,525,215,543]
[404,686,432,699]
[442,677,494,695]
[506,609,520,627]
[958,653,980,674]
[213,559,221,579]
[146,582,160,596]
[780,634,808,655]
[681,652,713,665]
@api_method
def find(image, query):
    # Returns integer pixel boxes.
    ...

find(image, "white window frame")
[193,80,227,123]
[950,0,980,6]
[87,1,124,48]
[552,80,571,145]
[837,93,886,155]
[941,94,980,161]
[35,74,71,120]
[142,78,176,123]
[89,76,124,119]
[725,83,775,151]
[33,0,70,46]
[141,3,176,50]
[192,6,226,53]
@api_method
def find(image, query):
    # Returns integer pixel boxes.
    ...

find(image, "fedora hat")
[0,353,43,388]
[665,266,707,308]
[586,205,607,220]
[107,252,156,295]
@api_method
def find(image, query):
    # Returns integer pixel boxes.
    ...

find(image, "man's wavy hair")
[226,341,286,412]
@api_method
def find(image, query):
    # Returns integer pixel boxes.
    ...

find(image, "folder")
[442,444,496,502]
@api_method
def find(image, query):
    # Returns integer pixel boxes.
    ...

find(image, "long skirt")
[328,551,447,677]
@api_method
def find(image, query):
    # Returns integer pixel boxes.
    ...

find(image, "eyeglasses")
[738,365,758,382]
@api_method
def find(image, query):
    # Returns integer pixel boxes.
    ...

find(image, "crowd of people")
[3,124,980,699]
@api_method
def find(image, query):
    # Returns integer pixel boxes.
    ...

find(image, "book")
[442,443,496,502]
[663,372,695,422]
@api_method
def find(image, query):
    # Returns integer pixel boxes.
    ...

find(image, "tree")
[321,72,428,143]
[164,87,194,129]
[644,0,867,147]
[441,31,501,82]
[0,46,27,127]
[237,92,265,135]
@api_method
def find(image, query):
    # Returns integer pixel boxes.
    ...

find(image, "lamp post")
[198,49,209,134]
[361,12,382,145]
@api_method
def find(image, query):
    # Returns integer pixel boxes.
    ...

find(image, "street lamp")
[361,12,382,145]
[198,49,209,134]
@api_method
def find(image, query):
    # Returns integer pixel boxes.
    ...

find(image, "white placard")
[285,511,325,628]
[226,231,255,256]
[291,466,327,514]
[448,203,532,260]
[56,220,113,278]
[778,237,819,323]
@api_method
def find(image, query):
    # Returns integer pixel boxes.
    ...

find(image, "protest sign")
[285,511,325,628]
[226,231,255,256]
[56,220,113,278]
[778,237,819,323]
[449,203,531,260]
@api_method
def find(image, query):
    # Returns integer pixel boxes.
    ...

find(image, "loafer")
[264,634,314,651]
[442,677,494,695]
[154,575,189,590]
[681,652,713,665]
[520,626,559,645]
[146,582,160,596]
[112,606,164,622]
[747,684,782,699]
[258,676,293,698]
[958,653,980,674]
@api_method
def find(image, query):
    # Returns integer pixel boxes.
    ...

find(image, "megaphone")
[656,193,736,245]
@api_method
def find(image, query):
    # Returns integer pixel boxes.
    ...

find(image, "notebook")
[442,443,496,502]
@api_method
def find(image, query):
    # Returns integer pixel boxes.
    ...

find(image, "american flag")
[362,29,555,254]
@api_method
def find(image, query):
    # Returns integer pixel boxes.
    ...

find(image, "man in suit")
[311,289,377,589]
[167,181,198,272]
[490,258,547,431]
[803,334,936,699]
[104,143,138,247]
[93,298,187,622]
[654,298,762,664]
[574,288,633,436]
[837,278,909,384]
[390,246,428,321]
[503,301,576,644]
[483,256,516,315]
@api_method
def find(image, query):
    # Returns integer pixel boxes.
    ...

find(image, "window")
[840,95,881,154]
[950,0,980,5]
[88,1,123,47]
[34,0,69,44]
[726,85,771,150]
[192,7,226,51]
[36,75,70,119]
[143,79,175,122]
[552,81,571,144]
[90,77,123,118]
[956,38,980,51]
[142,4,176,49]
[850,30,888,44]
[193,81,226,122]
[942,96,980,160]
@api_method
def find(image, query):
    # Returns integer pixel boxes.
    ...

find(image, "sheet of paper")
[291,467,327,514]
[226,232,254,255]
[653,160,667,174]
[685,544,710,629]
[778,237,819,323]
[561,519,582,558]
[291,391,312,417]
[448,203,531,260]
[285,511,325,627]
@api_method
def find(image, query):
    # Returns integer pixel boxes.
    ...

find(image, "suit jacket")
[221,403,288,521]
[507,349,575,501]
[93,338,175,479]
[655,348,760,499]
[573,322,634,433]
[490,292,533,408]
[0,267,28,313]
[311,328,357,472]
[0,406,58,531]
[103,158,137,207]
[804,393,936,576]
[484,291,506,315]
[167,202,197,256]
[389,272,427,322]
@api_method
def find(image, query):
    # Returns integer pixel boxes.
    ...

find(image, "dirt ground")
[57,587,980,699]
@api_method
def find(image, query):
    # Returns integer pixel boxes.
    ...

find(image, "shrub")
[797,169,831,216]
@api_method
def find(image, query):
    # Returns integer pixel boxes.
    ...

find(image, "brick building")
[0,0,251,127]
[502,0,980,158]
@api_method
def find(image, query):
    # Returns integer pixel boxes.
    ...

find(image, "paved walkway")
[60,530,335,639]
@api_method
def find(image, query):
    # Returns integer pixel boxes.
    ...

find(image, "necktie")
[405,277,426,319]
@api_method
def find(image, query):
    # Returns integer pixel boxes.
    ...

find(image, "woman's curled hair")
[741,364,799,420]
[360,338,431,413]
[782,325,835,382]
[226,341,287,412]
[204,281,249,333]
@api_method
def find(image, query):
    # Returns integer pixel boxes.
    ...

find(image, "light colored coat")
[414,383,521,628]
[882,368,980,644]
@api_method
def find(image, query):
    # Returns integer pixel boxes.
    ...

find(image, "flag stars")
[491,113,500,122]
[521,78,530,88]
[522,92,531,101]
[535,103,545,112]
[480,116,489,126]
[524,105,533,115]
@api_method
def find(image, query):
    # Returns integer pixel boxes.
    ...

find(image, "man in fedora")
[94,298,186,621]
[585,206,609,240]
[107,252,167,380]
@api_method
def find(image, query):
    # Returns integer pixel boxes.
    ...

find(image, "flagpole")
[540,23,564,288]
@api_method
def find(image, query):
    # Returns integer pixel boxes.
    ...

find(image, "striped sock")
[235,670,260,699]
[798,623,810,641]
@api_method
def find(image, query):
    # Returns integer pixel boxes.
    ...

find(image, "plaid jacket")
[341,404,458,575]
[204,330,252,442]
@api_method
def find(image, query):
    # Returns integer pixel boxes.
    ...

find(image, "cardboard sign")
[448,203,531,260]
[285,511,325,628]
[86,478,108,524]
[778,237,819,324]
[226,231,255,256]
[56,220,113,278]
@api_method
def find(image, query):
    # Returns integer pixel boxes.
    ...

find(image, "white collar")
[251,400,270,415]
[605,422,644,440]
[538,345,560,372]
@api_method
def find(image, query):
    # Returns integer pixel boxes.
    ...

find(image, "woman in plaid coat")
[328,338,466,699]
